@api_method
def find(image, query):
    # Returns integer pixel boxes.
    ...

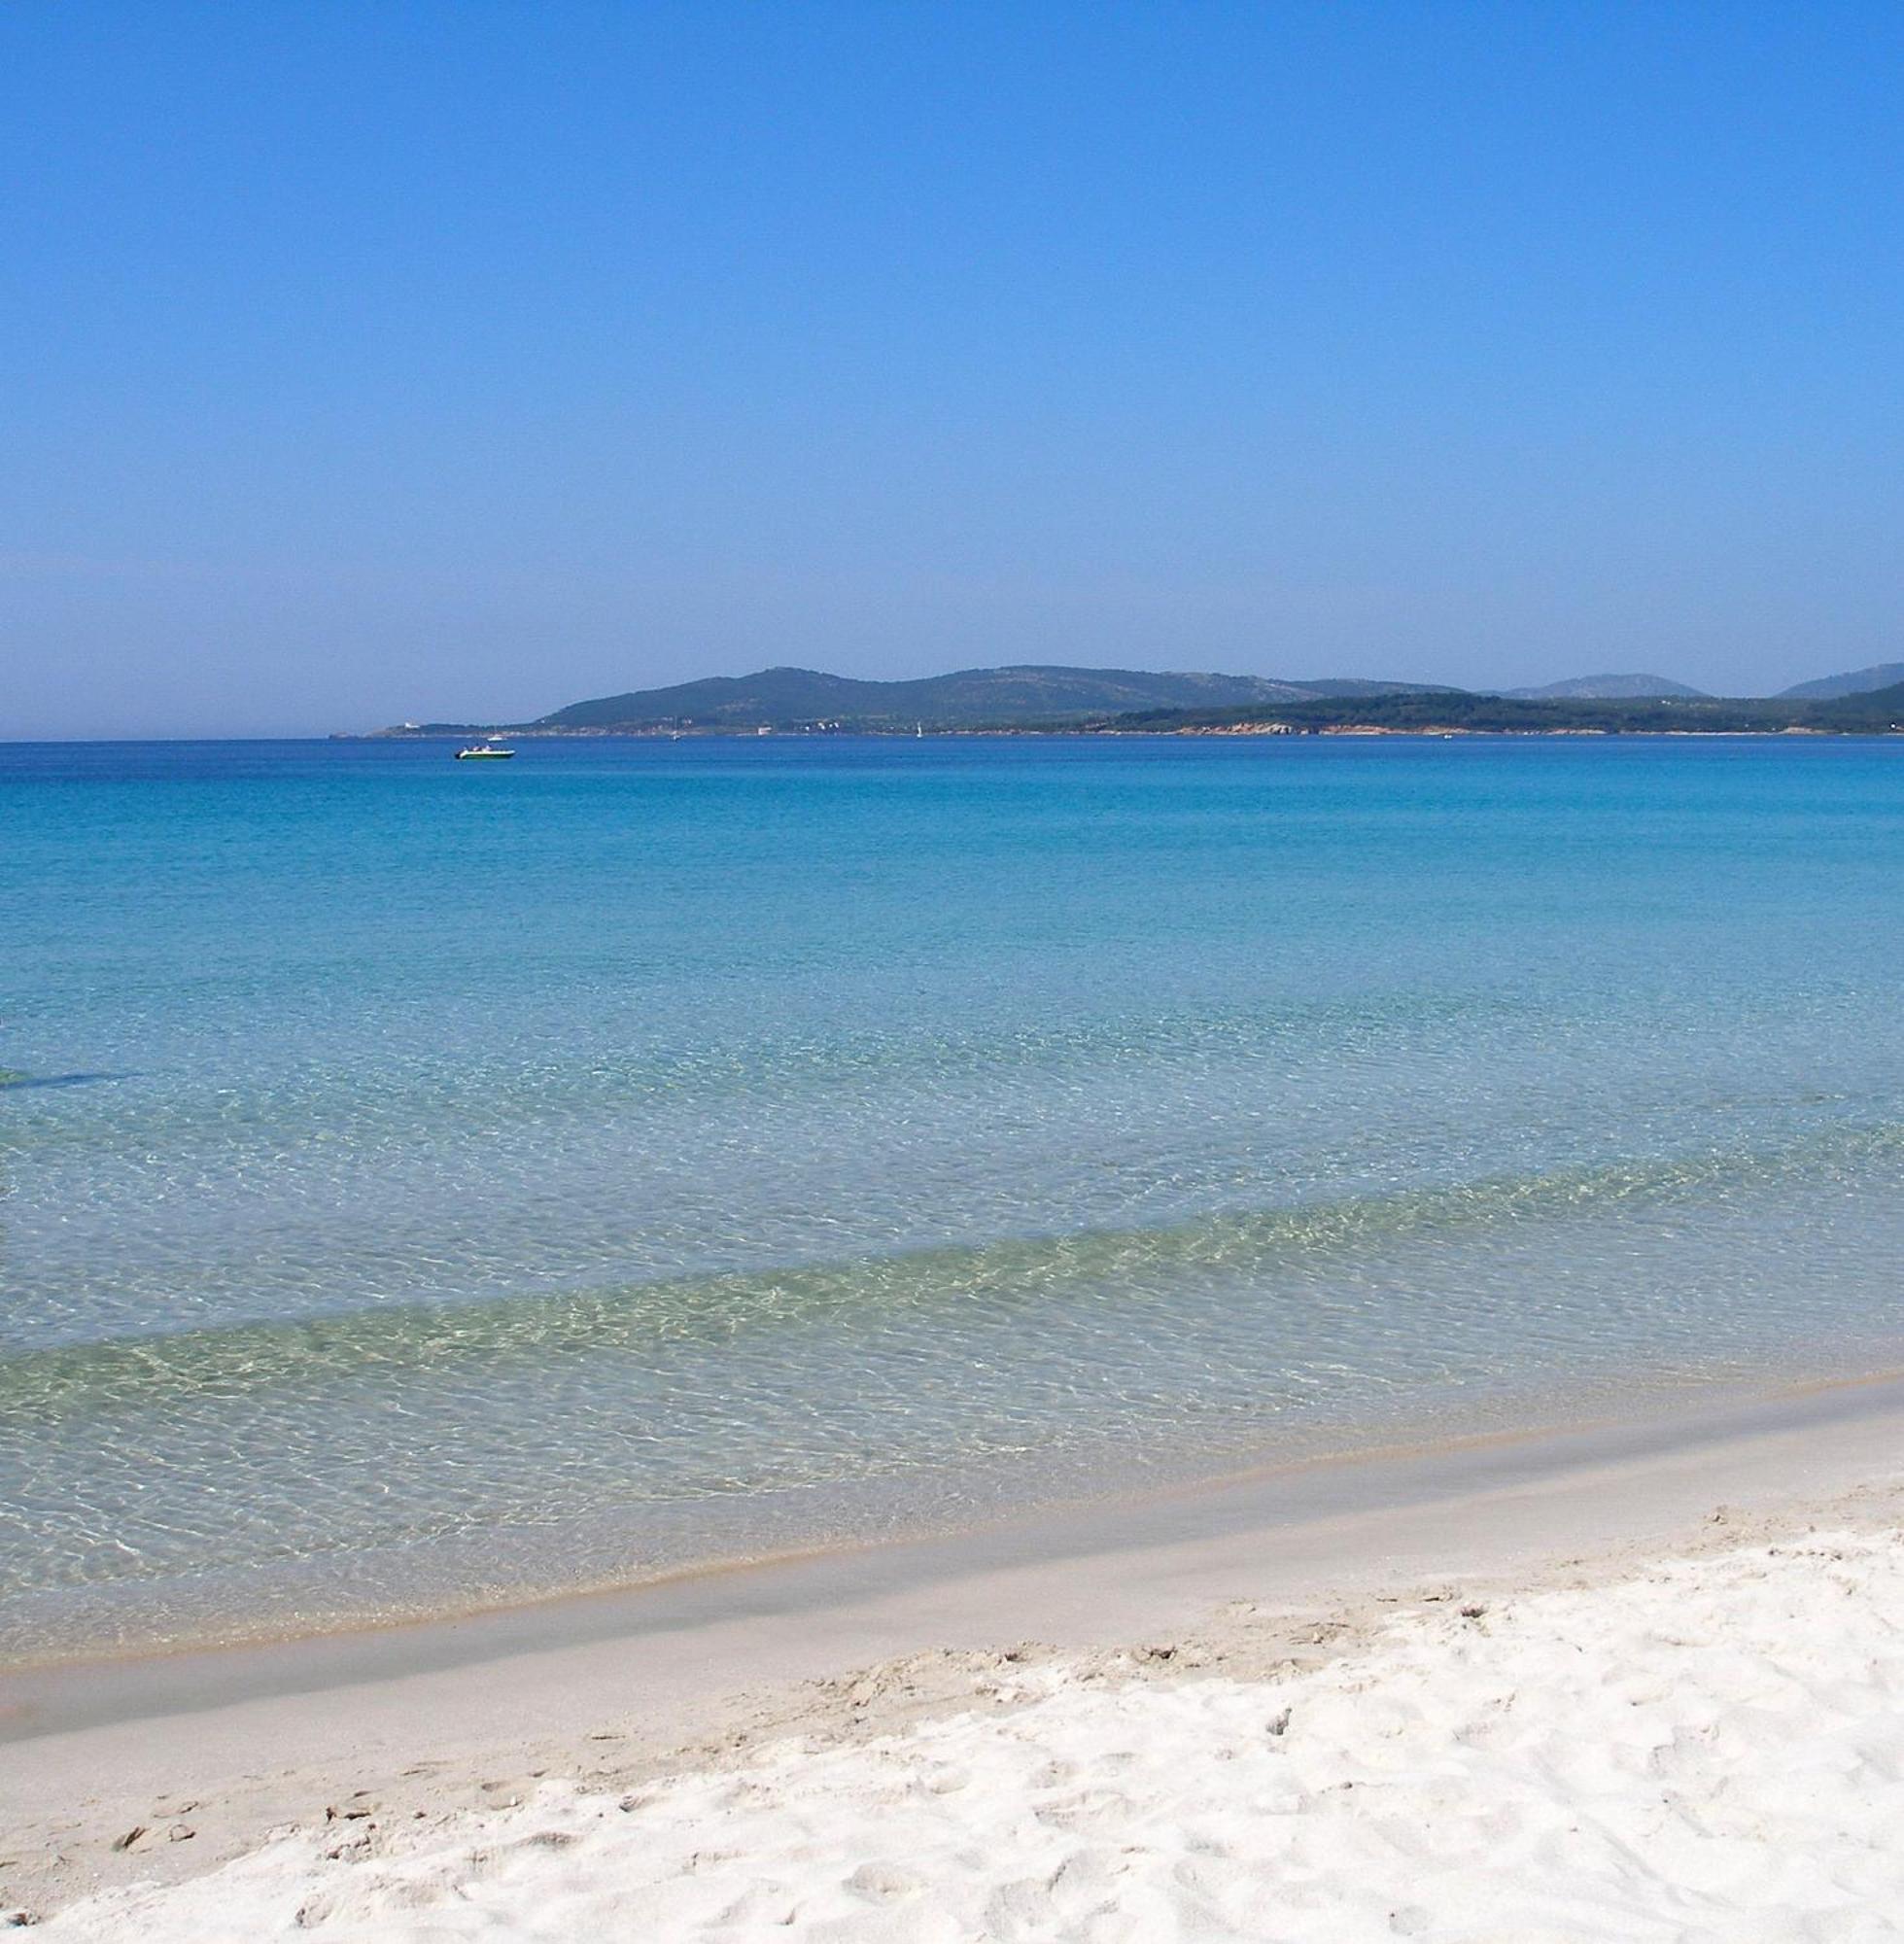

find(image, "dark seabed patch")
[0,1071,122,1091]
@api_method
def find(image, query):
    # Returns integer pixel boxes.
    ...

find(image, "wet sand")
[6,1372,1903,1925]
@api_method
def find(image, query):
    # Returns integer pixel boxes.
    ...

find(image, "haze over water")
[3,733,1901,1661]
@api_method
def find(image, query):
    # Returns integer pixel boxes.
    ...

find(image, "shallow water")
[2,734,1900,1659]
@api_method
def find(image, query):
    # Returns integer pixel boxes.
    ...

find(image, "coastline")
[13,1326,1902,1677]
[342,723,1903,739]
[10,1370,1904,1925]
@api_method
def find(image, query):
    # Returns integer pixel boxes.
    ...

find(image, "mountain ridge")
[1777,661,1904,700]
[525,664,1458,731]
[360,659,1904,736]
[1503,674,1708,701]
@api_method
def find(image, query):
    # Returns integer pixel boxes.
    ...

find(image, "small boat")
[455,738,515,761]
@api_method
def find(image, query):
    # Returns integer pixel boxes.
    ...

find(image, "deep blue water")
[2,734,1900,1658]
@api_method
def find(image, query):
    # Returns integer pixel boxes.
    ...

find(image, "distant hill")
[525,665,1448,732]
[1815,679,1904,722]
[1504,674,1708,701]
[1777,662,1904,701]
[1286,677,1470,699]
[1106,679,1904,737]
[362,662,1904,740]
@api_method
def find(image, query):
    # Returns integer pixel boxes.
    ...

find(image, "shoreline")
[12,1364,1903,1715]
[10,1369,1904,1921]
[14,1330,1904,1681]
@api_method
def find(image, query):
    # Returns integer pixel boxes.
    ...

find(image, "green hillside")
[529,664,1443,730]
[1778,662,1904,700]
[1104,683,1904,736]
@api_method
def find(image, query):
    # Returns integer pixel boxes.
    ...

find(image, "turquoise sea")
[2,734,1900,1662]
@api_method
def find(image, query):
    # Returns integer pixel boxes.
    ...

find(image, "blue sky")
[4,2,1901,735]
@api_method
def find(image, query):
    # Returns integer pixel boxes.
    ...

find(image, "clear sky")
[5,2,1901,735]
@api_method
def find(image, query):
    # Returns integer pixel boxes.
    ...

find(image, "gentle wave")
[12,1118,1899,1421]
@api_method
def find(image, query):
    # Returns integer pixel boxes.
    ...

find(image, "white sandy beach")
[36,1522,1904,1941]
[6,1385,1904,1941]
